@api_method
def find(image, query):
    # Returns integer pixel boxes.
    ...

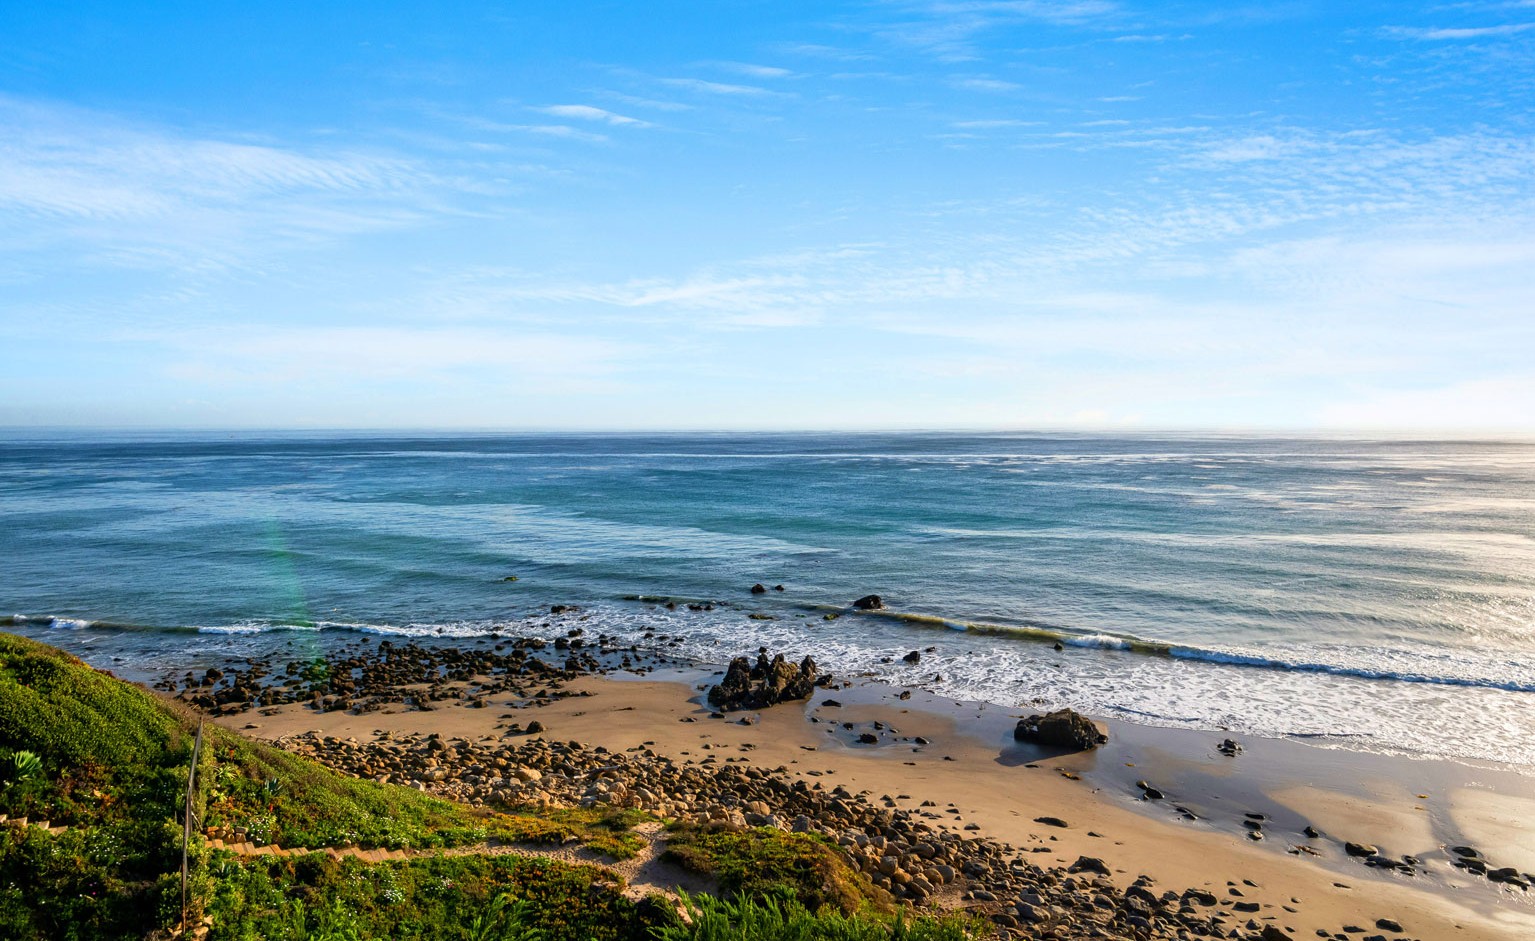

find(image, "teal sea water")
[3,431,1534,766]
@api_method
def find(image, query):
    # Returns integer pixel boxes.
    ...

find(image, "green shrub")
[205,852,649,941]
[661,825,892,915]
[655,891,976,941]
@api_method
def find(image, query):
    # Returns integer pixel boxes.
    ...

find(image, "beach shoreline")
[154,634,1535,941]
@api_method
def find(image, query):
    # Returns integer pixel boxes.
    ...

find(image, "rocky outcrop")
[1013,709,1107,751]
[706,653,826,711]
[852,595,884,610]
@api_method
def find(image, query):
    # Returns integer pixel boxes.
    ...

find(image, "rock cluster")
[1448,844,1533,889]
[163,631,668,717]
[1013,708,1108,751]
[706,652,826,711]
[284,726,1275,940]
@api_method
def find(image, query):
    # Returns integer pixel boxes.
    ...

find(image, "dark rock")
[1034,816,1069,828]
[525,720,545,734]
[1374,919,1402,933]
[1257,927,1289,941]
[1217,738,1243,756]
[1344,842,1378,857]
[750,583,767,594]
[852,594,884,610]
[772,584,784,592]
[902,650,921,664]
[1068,855,1111,876]
[857,733,878,744]
[1014,708,1107,750]
[707,653,823,711]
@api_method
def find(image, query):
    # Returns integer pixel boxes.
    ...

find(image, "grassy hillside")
[0,634,976,941]
[0,633,529,939]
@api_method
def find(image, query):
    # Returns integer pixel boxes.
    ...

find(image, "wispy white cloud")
[770,42,876,61]
[660,77,780,96]
[155,325,630,384]
[600,91,694,112]
[949,76,1023,92]
[0,96,420,223]
[1384,22,1535,40]
[505,123,610,142]
[708,61,797,78]
[537,104,652,127]
[920,1,1120,25]
[951,118,1043,128]
[869,0,1123,59]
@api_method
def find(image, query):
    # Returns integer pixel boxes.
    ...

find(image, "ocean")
[3,431,1533,768]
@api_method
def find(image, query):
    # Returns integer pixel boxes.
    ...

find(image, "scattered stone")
[1344,842,1378,858]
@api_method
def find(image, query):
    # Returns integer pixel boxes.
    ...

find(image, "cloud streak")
[1385,22,1535,40]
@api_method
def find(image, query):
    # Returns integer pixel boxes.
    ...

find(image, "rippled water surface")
[3,431,1533,766]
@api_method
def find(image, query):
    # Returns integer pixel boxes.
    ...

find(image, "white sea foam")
[1063,634,1133,650]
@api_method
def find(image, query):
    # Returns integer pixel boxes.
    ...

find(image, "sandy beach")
[197,646,1535,941]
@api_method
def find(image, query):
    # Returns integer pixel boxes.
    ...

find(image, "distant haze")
[2,3,1532,431]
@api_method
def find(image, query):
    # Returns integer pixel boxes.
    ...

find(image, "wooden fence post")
[182,718,204,934]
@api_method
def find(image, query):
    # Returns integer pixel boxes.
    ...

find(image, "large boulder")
[707,653,825,711]
[1013,708,1107,751]
[852,595,884,610]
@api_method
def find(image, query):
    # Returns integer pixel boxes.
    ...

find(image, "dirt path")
[205,819,712,901]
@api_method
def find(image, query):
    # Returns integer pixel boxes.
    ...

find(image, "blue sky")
[2,1,1533,430]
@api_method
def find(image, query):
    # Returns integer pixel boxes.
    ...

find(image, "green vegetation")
[496,805,651,860]
[201,728,501,850]
[0,634,658,939]
[0,633,191,939]
[657,892,974,941]
[662,823,893,915]
[203,852,653,941]
[0,634,981,940]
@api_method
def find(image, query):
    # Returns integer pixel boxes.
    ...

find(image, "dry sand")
[223,670,1535,941]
